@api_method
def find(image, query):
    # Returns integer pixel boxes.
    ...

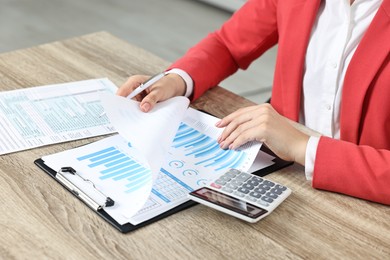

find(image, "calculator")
[188,168,291,223]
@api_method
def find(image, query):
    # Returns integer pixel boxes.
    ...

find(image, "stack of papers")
[0,78,274,225]
[41,80,267,225]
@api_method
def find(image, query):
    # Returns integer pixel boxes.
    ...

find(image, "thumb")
[139,90,162,112]
[137,73,185,112]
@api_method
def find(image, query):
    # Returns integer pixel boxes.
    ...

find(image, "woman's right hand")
[117,73,187,112]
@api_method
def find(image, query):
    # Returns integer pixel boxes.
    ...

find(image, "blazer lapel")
[277,0,321,120]
[340,0,390,142]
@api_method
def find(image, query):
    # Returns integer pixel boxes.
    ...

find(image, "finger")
[217,108,258,143]
[117,75,148,97]
[216,106,258,128]
[228,124,264,150]
[139,90,158,112]
[219,103,276,143]
[220,119,262,149]
[139,85,171,112]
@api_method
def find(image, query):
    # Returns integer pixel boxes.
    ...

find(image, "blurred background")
[0,0,276,103]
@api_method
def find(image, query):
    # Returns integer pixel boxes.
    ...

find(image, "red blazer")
[169,0,390,205]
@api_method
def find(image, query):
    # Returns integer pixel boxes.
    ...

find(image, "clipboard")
[34,158,197,233]
[34,144,291,233]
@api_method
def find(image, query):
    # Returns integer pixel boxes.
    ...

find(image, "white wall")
[197,0,245,12]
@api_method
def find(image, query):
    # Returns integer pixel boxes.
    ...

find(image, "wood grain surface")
[0,31,388,260]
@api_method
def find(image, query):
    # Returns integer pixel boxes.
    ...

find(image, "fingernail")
[215,120,221,127]
[141,103,151,112]
[217,136,221,143]
[229,144,234,150]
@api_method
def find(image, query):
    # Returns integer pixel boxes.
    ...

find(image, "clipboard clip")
[56,167,115,211]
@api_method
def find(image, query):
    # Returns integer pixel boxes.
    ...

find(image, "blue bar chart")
[172,123,247,172]
[77,146,152,194]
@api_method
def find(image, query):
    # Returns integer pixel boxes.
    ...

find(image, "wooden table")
[0,32,389,260]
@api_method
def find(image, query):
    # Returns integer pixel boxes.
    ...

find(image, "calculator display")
[191,187,267,219]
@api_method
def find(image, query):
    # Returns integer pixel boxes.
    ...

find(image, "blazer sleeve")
[313,137,390,205]
[168,0,279,100]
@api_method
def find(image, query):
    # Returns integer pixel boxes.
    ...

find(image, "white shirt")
[169,0,382,181]
[302,0,382,180]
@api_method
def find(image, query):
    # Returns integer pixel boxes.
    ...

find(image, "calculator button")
[224,170,238,178]
[262,180,275,187]
[246,196,257,203]
[270,188,283,195]
[226,183,239,190]
[230,180,243,186]
[210,183,222,189]
[261,196,274,203]
[258,184,271,190]
[249,191,262,198]
[243,183,255,190]
[257,200,269,207]
[275,184,287,191]
[250,176,263,183]
[222,187,234,193]
[233,191,246,198]
[237,187,250,194]
[219,175,232,182]
[247,179,260,186]
[235,173,252,182]
[228,169,241,175]
[265,192,278,199]
[253,188,267,194]
[214,179,227,186]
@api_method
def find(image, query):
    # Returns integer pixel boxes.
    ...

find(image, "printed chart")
[164,120,260,189]
[76,145,152,194]
[132,168,193,220]
[173,123,248,171]
[0,78,117,155]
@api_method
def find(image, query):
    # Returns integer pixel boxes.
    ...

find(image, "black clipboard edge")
[252,145,294,177]
[34,158,196,233]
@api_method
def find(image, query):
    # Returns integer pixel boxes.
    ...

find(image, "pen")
[127,72,167,99]
[99,72,167,117]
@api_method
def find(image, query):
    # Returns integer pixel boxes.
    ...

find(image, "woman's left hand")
[216,103,309,165]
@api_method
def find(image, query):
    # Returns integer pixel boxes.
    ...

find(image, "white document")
[101,94,189,177]
[0,78,117,155]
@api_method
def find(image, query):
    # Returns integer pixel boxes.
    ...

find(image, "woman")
[118,0,390,205]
